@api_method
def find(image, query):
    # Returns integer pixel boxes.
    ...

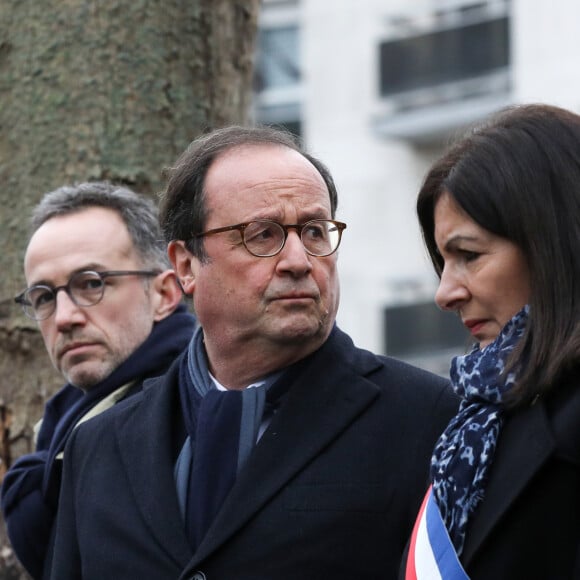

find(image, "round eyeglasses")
[15,270,160,321]
[193,219,347,258]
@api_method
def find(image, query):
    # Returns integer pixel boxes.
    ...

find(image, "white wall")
[513,0,580,108]
[302,0,441,352]
[259,0,580,356]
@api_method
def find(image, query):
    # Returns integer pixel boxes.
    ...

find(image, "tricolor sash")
[405,486,470,580]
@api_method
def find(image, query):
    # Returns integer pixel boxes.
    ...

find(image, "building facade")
[253,0,580,373]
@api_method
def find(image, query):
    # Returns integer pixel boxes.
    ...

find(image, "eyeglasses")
[193,219,347,258]
[15,270,161,321]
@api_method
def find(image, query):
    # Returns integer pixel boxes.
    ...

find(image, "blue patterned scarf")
[430,305,529,556]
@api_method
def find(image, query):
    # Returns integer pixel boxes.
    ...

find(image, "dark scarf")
[2,304,196,514]
[430,305,528,555]
[176,327,292,551]
[1,304,196,579]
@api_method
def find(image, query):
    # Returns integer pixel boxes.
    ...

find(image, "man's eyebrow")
[28,264,107,287]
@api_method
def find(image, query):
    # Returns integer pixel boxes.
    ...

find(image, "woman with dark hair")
[403,104,580,579]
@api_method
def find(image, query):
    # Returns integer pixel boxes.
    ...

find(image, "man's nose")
[276,230,313,275]
[53,290,87,329]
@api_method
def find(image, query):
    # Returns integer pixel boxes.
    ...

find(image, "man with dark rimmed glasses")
[50,127,457,580]
[1,182,197,579]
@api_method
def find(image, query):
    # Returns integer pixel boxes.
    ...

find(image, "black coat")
[462,373,580,579]
[50,327,458,579]
[1,305,196,579]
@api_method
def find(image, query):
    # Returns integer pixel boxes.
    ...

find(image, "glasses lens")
[243,221,285,257]
[70,271,106,306]
[302,220,341,256]
[24,286,55,320]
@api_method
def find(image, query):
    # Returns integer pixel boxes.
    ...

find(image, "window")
[374,1,512,144]
[378,1,511,108]
[384,301,470,375]
[379,17,509,98]
[255,26,300,92]
[253,2,302,137]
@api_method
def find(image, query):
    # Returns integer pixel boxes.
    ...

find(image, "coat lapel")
[190,328,383,566]
[115,362,193,568]
[461,399,556,565]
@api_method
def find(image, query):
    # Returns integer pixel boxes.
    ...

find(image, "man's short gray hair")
[31,181,169,269]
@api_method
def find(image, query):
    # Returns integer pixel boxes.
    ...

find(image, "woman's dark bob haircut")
[417,103,580,404]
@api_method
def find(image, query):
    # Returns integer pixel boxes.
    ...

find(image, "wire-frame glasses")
[15,270,160,320]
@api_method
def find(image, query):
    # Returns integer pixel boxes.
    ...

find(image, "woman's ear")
[168,240,198,295]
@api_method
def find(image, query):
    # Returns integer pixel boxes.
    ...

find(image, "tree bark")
[0,0,259,576]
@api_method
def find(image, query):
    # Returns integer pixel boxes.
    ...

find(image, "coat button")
[190,573,206,580]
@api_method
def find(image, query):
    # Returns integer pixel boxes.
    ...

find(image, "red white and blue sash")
[405,486,470,580]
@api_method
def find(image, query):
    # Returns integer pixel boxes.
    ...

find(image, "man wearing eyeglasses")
[50,128,457,580]
[1,182,197,579]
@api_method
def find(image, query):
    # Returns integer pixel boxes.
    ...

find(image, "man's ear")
[167,240,198,296]
[151,269,185,322]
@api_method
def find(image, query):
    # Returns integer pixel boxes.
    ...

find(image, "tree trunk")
[0,0,259,575]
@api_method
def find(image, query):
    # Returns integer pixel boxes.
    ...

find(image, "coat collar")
[114,357,193,567]
[115,327,383,569]
[461,374,580,566]
[191,328,383,565]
